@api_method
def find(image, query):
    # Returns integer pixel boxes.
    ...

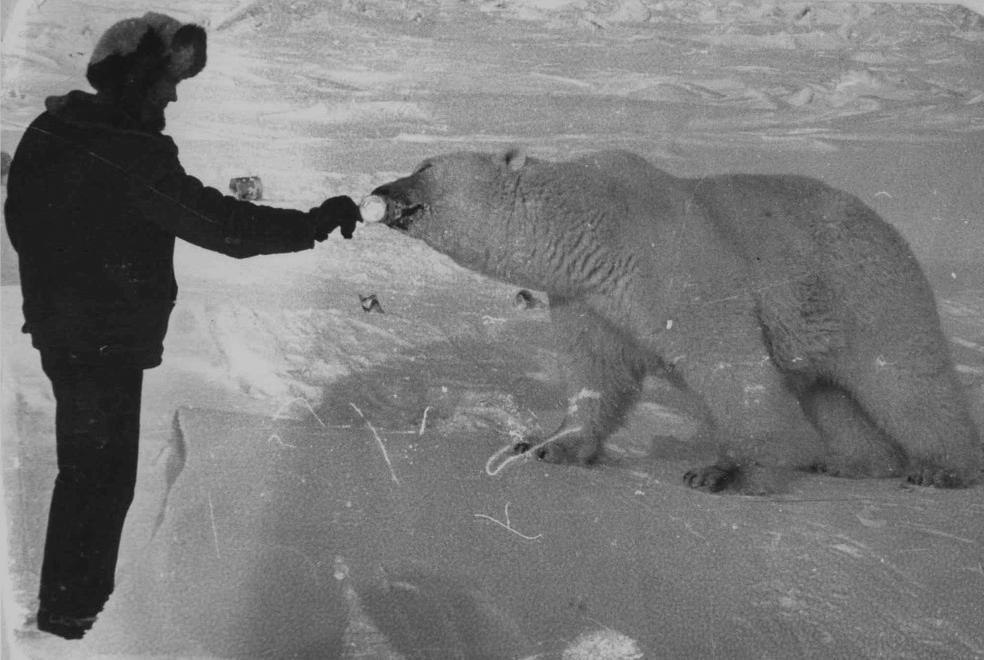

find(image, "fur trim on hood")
[86,12,206,94]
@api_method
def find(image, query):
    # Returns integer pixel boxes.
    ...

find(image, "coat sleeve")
[125,135,318,259]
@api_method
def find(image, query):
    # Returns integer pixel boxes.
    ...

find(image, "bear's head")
[371,147,531,276]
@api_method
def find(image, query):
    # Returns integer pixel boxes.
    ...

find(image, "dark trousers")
[39,350,144,618]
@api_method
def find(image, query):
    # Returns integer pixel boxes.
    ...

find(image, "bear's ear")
[498,146,527,172]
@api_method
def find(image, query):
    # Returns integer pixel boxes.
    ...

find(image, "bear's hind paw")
[904,463,978,489]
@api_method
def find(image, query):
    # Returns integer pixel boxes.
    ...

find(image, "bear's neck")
[446,233,558,292]
[475,181,600,297]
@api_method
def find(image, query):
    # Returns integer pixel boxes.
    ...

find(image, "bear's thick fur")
[372,148,981,493]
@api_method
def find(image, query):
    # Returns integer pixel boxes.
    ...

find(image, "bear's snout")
[372,178,426,231]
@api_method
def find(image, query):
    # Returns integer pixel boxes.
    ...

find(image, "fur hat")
[86,12,206,95]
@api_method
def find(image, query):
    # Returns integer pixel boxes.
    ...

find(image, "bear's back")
[688,172,942,353]
[689,173,919,274]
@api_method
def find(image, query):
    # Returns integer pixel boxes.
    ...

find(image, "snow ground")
[2,0,983,658]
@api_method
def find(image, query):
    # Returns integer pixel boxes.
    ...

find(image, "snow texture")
[2,0,983,657]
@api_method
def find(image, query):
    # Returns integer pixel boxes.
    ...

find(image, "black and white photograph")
[2,0,983,657]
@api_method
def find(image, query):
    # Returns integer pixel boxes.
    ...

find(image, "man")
[3,12,362,640]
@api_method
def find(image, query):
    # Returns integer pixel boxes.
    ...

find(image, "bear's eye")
[414,163,433,175]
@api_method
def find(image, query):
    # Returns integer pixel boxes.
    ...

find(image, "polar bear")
[371,148,981,493]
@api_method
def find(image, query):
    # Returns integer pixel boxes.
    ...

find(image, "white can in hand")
[359,195,387,223]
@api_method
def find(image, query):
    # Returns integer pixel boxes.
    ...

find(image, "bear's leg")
[519,298,644,465]
[676,322,823,493]
[799,384,904,478]
[840,358,981,488]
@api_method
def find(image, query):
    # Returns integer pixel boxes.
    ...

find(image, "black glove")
[312,195,361,241]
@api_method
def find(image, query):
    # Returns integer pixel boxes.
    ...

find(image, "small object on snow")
[561,628,644,660]
[359,194,387,223]
[360,293,384,313]
[229,176,263,201]
[788,87,814,107]
[513,289,546,310]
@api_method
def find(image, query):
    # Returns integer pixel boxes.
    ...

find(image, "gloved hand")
[312,195,361,240]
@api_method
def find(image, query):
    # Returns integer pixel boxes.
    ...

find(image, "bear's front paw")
[905,463,977,489]
[513,434,600,465]
[535,441,581,464]
[683,463,740,492]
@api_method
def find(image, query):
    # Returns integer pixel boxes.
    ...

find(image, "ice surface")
[2,0,983,657]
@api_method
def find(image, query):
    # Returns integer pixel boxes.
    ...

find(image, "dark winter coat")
[4,90,320,368]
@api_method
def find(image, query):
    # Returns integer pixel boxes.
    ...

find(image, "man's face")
[138,75,178,132]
